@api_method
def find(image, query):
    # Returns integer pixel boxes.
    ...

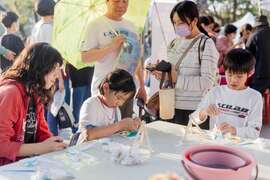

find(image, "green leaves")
[207,0,258,24]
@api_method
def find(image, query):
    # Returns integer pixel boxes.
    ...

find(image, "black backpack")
[197,35,210,65]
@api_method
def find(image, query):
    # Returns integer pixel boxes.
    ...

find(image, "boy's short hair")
[224,48,255,74]
[2,11,18,28]
[35,0,56,16]
[207,15,215,24]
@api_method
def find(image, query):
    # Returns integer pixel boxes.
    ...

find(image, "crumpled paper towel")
[103,142,143,166]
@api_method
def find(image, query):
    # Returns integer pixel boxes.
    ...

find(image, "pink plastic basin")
[182,145,257,180]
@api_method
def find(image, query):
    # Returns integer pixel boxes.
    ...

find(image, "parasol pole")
[258,0,262,16]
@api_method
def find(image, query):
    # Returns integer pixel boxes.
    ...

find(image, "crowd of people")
[0,0,269,168]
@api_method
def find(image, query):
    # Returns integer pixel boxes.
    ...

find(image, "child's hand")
[120,117,141,131]
[39,136,67,154]
[133,117,142,127]
[205,104,220,117]
[217,122,236,136]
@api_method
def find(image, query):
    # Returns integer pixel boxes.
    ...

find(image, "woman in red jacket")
[0,43,67,166]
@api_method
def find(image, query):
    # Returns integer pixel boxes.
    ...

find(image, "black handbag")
[57,103,74,129]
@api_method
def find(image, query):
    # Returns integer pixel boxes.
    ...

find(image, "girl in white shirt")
[78,69,141,142]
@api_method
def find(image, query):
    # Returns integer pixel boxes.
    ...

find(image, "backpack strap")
[168,39,177,49]
[175,34,204,72]
[198,35,209,65]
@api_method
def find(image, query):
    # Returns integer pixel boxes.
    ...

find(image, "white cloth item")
[103,142,143,166]
[80,16,137,96]
[18,157,75,180]
[30,19,53,44]
[193,85,263,139]
[167,34,219,110]
[50,89,65,117]
[78,96,121,132]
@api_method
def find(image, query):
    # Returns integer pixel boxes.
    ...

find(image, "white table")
[0,121,270,180]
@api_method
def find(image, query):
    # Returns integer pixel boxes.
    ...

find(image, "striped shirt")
[167,34,219,110]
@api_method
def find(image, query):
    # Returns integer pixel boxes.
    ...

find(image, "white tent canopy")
[233,12,256,28]
[149,0,178,96]
[261,0,270,11]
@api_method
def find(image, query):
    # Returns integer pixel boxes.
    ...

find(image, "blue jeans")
[47,111,59,136]
[72,85,91,133]
[64,79,71,105]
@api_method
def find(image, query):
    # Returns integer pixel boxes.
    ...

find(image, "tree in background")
[197,0,208,13]
[0,0,267,38]
[206,0,259,25]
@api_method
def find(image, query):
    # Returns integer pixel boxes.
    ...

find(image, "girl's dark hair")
[224,48,255,73]
[170,1,199,26]
[240,24,253,37]
[198,16,210,36]
[2,43,63,102]
[99,69,136,98]
[242,23,253,32]
[224,24,237,36]
[2,11,18,28]
[213,22,220,33]
[199,16,210,26]
[207,15,215,24]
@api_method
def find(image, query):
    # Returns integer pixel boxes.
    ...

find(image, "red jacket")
[0,79,52,166]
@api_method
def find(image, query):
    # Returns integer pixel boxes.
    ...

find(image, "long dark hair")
[2,43,63,102]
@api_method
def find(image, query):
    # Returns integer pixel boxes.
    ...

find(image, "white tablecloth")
[0,121,270,180]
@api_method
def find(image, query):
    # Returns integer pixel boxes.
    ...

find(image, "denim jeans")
[64,79,71,105]
[72,85,91,133]
[47,111,59,136]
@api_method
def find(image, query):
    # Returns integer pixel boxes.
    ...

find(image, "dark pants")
[47,111,59,136]
[168,109,209,130]
[64,79,71,105]
[251,80,270,94]
[120,98,134,119]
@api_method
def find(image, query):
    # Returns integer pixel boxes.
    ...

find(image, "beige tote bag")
[159,71,175,120]
[160,35,204,120]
